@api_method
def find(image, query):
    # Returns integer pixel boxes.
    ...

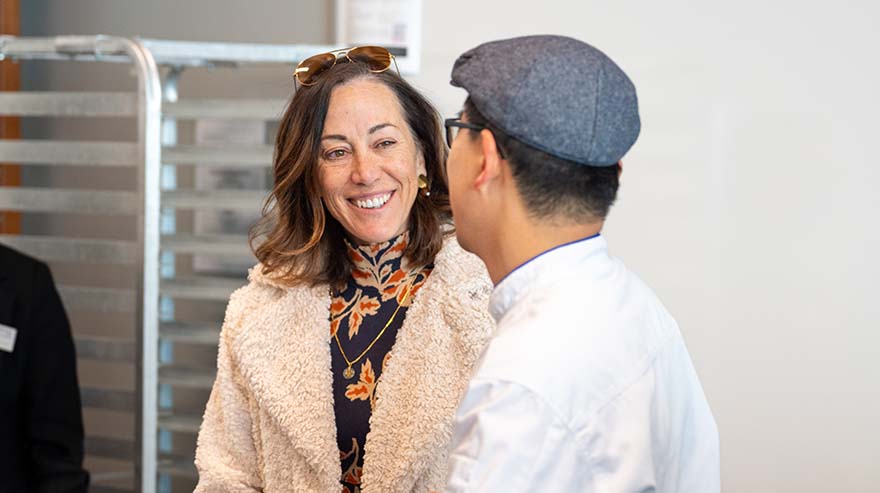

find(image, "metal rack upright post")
[0,35,333,492]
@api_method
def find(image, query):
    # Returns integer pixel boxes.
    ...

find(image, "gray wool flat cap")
[450,35,640,167]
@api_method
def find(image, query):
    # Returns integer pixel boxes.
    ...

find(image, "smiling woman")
[193,55,495,493]
[317,80,426,246]
[252,61,450,289]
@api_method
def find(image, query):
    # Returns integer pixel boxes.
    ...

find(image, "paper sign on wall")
[335,0,422,74]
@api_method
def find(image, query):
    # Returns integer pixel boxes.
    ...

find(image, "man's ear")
[618,160,623,178]
[475,129,503,189]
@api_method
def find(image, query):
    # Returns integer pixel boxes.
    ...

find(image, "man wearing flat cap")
[443,35,720,491]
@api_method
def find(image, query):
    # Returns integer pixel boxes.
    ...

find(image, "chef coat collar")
[489,233,605,322]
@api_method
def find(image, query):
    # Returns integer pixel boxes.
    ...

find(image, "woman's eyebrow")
[321,123,398,142]
[368,123,397,134]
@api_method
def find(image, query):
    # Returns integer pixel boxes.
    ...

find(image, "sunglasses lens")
[295,53,337,85]
[347,46,393,73]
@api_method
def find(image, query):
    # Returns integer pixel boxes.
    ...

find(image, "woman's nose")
[351,152,381,185]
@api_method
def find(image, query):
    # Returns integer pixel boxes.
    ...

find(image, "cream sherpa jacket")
[194,236,494,492]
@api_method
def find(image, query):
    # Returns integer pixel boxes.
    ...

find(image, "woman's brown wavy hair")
[250,61,451,289]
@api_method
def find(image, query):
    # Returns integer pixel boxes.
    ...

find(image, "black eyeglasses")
[444,118,505,158]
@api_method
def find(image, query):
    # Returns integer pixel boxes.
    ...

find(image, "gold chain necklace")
[332,274,415,380]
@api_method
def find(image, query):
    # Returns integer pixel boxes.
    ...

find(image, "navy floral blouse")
[329,233,432,492]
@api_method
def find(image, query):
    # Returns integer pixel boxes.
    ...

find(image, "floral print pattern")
[330,233,432,492]
[344,358,377,408]
[340,438,362,493]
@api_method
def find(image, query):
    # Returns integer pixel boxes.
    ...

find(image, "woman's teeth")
[354,193,391,209]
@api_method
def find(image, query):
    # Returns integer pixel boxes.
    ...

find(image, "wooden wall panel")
[0,0,21,234]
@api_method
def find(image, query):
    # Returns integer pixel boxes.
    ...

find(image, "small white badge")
[0,323,17,353]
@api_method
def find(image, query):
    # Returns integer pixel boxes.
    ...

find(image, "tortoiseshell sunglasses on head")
[293,46,399,86]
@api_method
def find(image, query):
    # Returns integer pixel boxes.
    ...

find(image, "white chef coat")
[446,235,719,492]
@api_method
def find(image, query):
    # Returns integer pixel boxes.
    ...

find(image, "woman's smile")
[351,190,394,210]
[318,79,426,245]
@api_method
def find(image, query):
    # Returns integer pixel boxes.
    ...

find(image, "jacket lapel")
[231,274,341,490]
[0,266,13,325]
[0,281,13,327]
[0,274,14,372]
[361,238,494,492]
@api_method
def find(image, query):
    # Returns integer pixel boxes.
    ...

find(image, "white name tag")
[0,323,17,353]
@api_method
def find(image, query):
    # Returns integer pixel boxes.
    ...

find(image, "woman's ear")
[416,151,427,178]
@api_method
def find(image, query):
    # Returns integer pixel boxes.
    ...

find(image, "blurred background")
[3,0,878,492]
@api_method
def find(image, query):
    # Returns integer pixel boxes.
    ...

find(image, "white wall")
[407,1,879,492]
[22,1,879,491]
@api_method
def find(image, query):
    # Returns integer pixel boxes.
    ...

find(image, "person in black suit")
[0,244,89,492]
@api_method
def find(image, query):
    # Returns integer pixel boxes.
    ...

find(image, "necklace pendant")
[343,366,355,379]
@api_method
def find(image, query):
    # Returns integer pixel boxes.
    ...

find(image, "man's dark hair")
[464,98,620,222]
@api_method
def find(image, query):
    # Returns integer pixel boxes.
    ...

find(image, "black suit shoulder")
[0,244,58,334]
[0,243,48,284]
[0,243,89,492]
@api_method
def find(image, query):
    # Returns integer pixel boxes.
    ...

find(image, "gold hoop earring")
[418,174,430,197]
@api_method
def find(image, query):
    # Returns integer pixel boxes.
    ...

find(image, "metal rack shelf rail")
[0,35,334,492]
